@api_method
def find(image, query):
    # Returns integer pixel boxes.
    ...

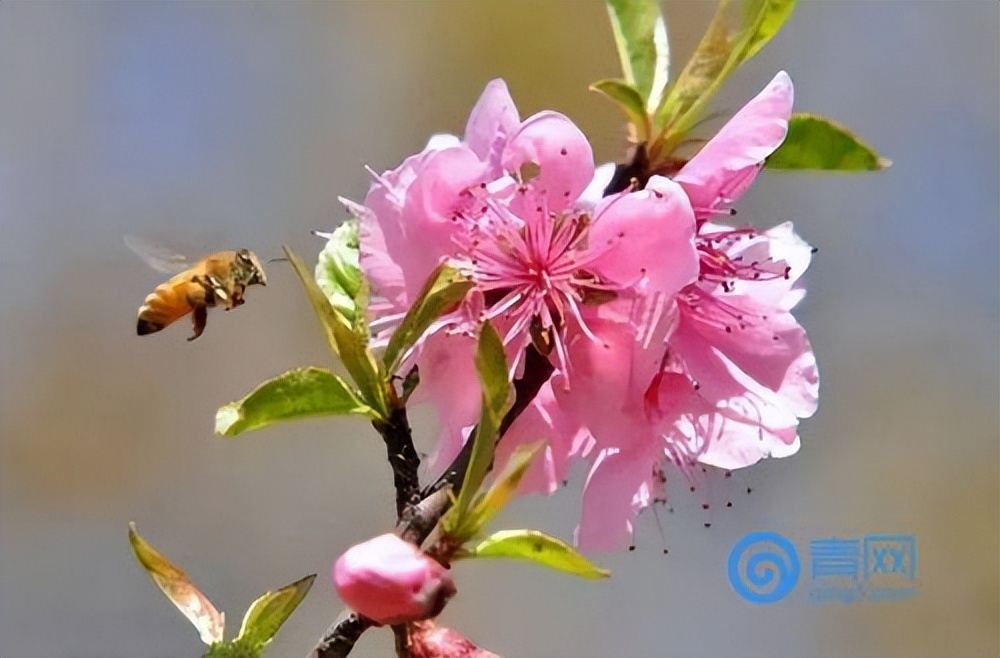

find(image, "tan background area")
[1,2,997,656]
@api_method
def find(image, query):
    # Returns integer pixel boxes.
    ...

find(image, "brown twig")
[372,399,422,519]
[307,613,374,658]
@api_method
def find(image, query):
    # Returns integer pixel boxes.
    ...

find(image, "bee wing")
[124,236,192,274]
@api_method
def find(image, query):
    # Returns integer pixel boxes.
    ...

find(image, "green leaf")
[654,0,796,137]
[469,442,545,531]
[315,221,363,325]
[382,263,473,376]
[236,574,316,649]
[742,0,796,62]
[590,79,651,142]
[285,245,348,359]
[765,113,891,171]
[128,522,225,645]
[451,322,511,527]
[203,638,260,658]
[468,530,611,580]
[605,0,669,106]
[475,320,511,421]
[215,367,374,437]
[330,310,389,419]
[286,246,390,419]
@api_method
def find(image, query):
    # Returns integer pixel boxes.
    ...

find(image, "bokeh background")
[1,2,997,657]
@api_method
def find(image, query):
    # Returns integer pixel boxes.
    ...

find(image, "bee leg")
[228,286,246,310]
[188,305,208,341]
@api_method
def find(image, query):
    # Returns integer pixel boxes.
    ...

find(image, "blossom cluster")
[349,71,817,551]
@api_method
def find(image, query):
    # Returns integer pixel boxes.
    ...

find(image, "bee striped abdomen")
[136,279,198,335]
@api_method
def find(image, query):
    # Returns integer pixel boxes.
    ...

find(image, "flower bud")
[333,533,456,626]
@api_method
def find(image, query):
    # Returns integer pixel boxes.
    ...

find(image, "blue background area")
[1,2,997,656]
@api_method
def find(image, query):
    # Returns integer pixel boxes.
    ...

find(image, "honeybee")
[127,237,267,341]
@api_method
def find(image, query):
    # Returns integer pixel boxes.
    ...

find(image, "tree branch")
[307,613,374,658]
[372,400,422,519]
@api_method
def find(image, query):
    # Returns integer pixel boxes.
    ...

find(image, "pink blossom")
[565,72,818,550]
[333,533,456,626]
[351,74,816,552]
[354,80,699,475]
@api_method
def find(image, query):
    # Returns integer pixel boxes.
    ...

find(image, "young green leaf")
[605,0,670,106]
[451,322,511,526]
[468,441,544,531]
[315,221,362,325]
[589,79,651,142]
[284,245,348,358]
[236,574,317,650]
[215,367,374,437]
[331,299,388,418]
[382,263,473,376]
[467,529,611,580]
[475,320,511,421]
[654,0,796,138]
[286,246,390,419]
[202,639,259,658]
[765,113,891,171]
[128,522,226,645]
[742,0,797,62]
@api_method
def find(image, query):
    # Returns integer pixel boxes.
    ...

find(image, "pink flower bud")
[333,533,456,626]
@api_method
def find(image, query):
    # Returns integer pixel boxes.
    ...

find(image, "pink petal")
[575,446,657,551]
[576,162,616,211]
[360,151,429,309]
[650,370,717,428]
[495,382,587,495]
[696,413,801,470]
[588,175,698,298]
[669,316,767,404]
[680,290,813,395]
[776,346,819,419]
[553,317,641,432]
[675,71,794,214]
[501,111,594,215]
[407,331,483,471]
[397,147,490,300]
[464,79,521,173]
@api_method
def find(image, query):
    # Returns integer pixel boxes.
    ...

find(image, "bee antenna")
[267,257,290,264]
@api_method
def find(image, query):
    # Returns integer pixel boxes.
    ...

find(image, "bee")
[127,237,267,341]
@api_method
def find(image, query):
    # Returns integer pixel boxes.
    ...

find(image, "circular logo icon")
[727,531,800,604]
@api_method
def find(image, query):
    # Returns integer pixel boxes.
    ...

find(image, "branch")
[307,613,374,658]
[372,399,422,519]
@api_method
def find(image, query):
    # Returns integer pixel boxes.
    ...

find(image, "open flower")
[565,72,818,550]
[354,79,698,475]
[351,74,814,552]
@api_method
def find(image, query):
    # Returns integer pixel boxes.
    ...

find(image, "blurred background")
[1,2,997,657]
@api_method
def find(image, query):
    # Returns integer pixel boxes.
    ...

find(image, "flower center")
[452,192,615,376]
[695,227,790,293]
